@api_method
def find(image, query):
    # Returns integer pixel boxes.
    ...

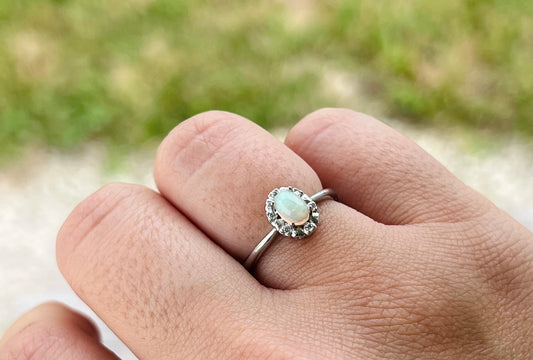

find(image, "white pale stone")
[274,190,309,226]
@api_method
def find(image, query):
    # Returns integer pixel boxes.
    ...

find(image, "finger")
[154,111,322,260]
[285,108,489,225]
[154,111,380,288]
[57,183,269,359]
[0,302,117,360]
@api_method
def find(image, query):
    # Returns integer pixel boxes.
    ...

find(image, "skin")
[0,108,531,359]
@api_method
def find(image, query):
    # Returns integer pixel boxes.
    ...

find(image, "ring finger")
[154,111,380,289]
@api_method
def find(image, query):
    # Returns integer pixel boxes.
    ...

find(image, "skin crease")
[0,108,531,359]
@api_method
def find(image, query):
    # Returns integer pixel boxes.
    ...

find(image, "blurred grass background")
[0,0,531,164]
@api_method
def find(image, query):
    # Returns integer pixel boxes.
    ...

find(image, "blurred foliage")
[0,0,531,161]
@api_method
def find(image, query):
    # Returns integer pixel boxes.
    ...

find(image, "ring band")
[243,187,337,272]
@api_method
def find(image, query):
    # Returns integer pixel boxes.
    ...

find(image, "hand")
[1,109,531,359]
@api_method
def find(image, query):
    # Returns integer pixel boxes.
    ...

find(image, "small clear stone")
[304,222,316,235]
[280,224,291,235]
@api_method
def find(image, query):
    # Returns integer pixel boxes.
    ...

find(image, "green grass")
[0,0,531,162]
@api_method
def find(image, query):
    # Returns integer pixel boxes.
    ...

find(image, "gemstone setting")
[265,186,319,238]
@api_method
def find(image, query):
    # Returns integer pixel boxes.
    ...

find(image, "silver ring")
[243,187,337,272]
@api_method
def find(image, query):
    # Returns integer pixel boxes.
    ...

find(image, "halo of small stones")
[265,186,319,238]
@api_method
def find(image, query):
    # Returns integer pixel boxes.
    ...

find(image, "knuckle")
[155,111,242,167]
[299,107,370,130]
[1,322,73,360]
[56,183,148,268]
[154,110,248,185]
[301,107,364,124]
[286,107,370,152]
[56,184,170,322]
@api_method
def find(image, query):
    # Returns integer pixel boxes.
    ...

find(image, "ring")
[243,186,338,272]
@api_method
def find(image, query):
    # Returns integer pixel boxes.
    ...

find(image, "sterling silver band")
[243,188,337,272]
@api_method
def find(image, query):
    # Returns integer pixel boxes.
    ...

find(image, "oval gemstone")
[274,190,309,226]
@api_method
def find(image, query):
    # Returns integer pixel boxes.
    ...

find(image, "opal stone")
[274,189,309,226]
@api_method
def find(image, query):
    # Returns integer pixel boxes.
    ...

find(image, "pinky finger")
[0,302,119,360]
